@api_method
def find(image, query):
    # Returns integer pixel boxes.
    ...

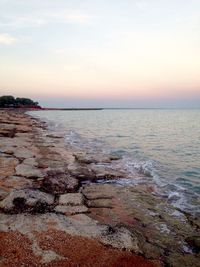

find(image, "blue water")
[30,109,200,213]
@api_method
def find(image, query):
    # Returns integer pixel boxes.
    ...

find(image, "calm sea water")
[30,109,200,214]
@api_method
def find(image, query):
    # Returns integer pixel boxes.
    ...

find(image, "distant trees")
[15,97,39,107]
[0,95,15,107]
[0,95,41,108]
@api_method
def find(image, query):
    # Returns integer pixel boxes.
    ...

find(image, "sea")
[29,109,200,215]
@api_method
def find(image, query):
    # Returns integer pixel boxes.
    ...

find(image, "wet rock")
[90,165,126,180]
[83,183,200,265]
[0,189,54,212]
[87,198,113,208]
[100,227,140,252]
[15,163,44,178]
[46,134,63,139]
[140,242,164,259]
[68,164,96,181]
[186,236,200,253]
[68,163,124,182]
[166,253,200,267]
[42,170,79,194]
[73,152,111,164]
[55,205,88,215]
[109,155,121,161]
[59,193,84,206]
[73,153,97,164]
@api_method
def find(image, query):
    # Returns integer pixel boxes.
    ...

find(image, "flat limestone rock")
[16,125,32,133]
[90,165,125,180]
[82,184,115,200]
[59,193,84,206]
[0,147,14,155]
[100,227,140,252]
[15,163,44,178]
[73,152,111,164]
[0,176,32,190]
[46,134,63,139]
[0,213,108,239]
[0,126,16,138]
[55,205,88,215]
[37,158,66,169]
[109,155,121,161]
[0,188,9,201]
[0,213,140,252]
[0,189,54,211]
[0,156,19,178]
[23,158,38,167]
[0,136,31,148]
[87,198,113,208]
[73,152,99,164]
[68,164,96,181]
[14,147,36,160]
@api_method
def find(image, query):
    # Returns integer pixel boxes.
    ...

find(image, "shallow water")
[30,109,200,214]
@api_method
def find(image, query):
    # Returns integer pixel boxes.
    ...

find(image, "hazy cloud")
[63,13,91,24]
[0,10,93,28]
[0,33,18,44]
[135,0,148,10]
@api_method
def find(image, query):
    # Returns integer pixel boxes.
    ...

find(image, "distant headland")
[0,95,103,110]
[0,95,41,109]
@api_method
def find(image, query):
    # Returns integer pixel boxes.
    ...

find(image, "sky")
[0,0,200,108]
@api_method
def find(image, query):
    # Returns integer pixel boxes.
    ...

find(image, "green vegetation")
[0,95,40,108]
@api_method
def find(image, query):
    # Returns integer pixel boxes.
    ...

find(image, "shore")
[0,109,199,267]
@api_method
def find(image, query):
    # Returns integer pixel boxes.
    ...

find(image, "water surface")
[30,109,200,214]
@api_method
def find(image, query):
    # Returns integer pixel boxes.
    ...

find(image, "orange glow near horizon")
[0,0,200,106]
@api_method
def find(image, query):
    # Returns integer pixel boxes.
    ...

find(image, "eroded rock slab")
[100,227,140,252]
[59,193,84,206]
[14,147,36,160]
[0,124,16,138]
[0,176,32,191]
[55,205,88,215]
[0,156,19,178]
[0,189,54,212]
[0,213,139,252]
[15,163,44,178]
[0,110,199,267]
[42,170,79,194]
[83,183,200,266]
[0,230,160,267]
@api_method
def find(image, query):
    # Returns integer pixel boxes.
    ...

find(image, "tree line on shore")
[0,95,41,108]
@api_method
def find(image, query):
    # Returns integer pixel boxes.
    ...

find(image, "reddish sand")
[0,230,161,267]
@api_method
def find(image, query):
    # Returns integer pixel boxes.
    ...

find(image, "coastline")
[0,109,199,267]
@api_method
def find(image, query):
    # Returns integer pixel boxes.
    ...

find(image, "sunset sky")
[0,0,200,107]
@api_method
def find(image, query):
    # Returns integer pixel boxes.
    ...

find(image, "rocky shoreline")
[0,109,199,267]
